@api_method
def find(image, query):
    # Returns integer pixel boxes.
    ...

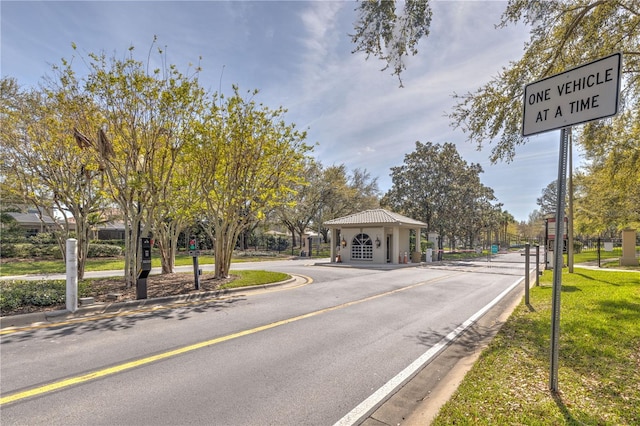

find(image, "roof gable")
[324,209,426,227]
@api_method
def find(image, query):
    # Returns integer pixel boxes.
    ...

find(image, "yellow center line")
[0,271,461,406]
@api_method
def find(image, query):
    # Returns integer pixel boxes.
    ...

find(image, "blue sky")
[1,0,569,222]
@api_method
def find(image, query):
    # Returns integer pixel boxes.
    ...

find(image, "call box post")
[137,237,152,299]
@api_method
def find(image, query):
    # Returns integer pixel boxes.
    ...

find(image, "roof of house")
[6,212,58,226]
[323,209,427,227]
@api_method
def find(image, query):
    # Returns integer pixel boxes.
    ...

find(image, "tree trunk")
[155,219,185,274]
[123,212,141,287]
[76,218,90,280]
[214,230,232,278]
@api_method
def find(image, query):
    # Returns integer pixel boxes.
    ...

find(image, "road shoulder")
[362,280,525,426]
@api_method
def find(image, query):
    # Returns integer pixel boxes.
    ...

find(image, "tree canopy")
[189,86,312,278]
[381,141,501,255]
[352,0,433,86]
[1,44,312,284]
[356,1,638,231]
[448,1,639,164]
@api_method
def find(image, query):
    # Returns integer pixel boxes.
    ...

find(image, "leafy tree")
[382,141,499,258]
[458,183,499,249]
[345,168,381,213]
[191,86,312,278]
[575,109,640,232]
[278,161,327,249]
[351,0,433,86]
[449,1,639,164]
[518,209,546,243]
[537,180,558,216]
[313,165,380,243]
[0,77,105,278]
[278,162,380,247]
[499,210,516,248]
[0,212,26,246]
[154,145,205,271]
[63,44,206,285]
[15,40,206,280]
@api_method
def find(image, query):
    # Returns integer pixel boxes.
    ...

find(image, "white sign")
[547,218,567,240]
[522,53,621,137]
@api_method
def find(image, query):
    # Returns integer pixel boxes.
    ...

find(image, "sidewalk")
[573,259,639,272]
[0,264,216,281]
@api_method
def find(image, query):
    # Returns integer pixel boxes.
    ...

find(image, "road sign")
[522,53,621,137]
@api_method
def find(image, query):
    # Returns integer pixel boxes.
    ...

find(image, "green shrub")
[3,242,62,259]
[1,243,18,258]
[8,243,34,258]
[234,250,278,258]
[88,243,123,257]
[0,279,91,313]
[421,240,435,251]
[92,239,125,248]
[31,244,63,258]
[29,232,58,245]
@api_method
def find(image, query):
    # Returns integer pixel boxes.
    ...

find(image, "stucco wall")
[338,227,385,263]
[338,226,413,264]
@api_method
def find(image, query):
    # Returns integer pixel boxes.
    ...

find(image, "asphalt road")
[0,254,530,425]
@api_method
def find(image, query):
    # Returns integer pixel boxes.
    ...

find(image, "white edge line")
[333,276,524,426]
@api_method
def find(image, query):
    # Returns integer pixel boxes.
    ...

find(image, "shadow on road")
[0,296,246,344]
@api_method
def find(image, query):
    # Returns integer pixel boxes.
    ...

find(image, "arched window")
[351,233,373,260]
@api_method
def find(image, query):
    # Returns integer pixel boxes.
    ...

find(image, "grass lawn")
[219,270,289,289]
[0,253,295,277]
[0,269,289,314]
[572,247,640,268]
[432,268,640,425]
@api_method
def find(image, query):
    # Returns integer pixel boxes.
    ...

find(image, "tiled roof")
[323,209,426,227]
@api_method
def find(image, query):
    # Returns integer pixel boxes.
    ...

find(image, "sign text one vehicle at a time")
[522,53,621,137]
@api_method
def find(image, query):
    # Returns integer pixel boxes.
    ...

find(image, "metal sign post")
[550,127,570,392]
[521,53,622,393]
[535,244,541,287]
[524,243,530,305]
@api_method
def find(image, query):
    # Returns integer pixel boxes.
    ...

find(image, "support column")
[330,229,337,263]
[620,229,637,266]
[392,226,400,264]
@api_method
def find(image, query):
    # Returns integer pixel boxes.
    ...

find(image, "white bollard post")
[66,238,78,312]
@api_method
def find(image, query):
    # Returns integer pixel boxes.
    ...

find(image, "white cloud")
[1,0,556,221]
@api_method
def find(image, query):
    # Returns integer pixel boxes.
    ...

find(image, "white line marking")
[333,276,524,426]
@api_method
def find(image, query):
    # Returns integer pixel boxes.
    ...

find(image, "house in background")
[5,209,125,241]
[324,209,427,265]
[5,210,68,237]
[95,221,126,240]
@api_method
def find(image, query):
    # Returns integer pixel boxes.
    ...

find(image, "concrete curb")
[0,275,303,330]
